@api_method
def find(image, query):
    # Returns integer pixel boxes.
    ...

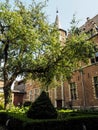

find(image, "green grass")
[1,107,98,121]
[57,109,98,119]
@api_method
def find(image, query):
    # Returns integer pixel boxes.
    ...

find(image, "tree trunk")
[3,85,11,109]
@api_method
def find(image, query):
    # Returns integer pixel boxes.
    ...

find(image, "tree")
[0,1,95,109]
[67,14,95,67]
[0,0,61,109]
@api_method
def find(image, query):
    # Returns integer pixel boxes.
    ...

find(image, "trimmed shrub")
[1,111,98,130]
[6,118,23,130]
[27,91,57,119]
[23,101,32,107]
[0,112,8,125]
[23,116,98,130]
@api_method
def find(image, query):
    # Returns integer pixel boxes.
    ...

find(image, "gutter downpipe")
[61,75,65,108]
[80,69,86,110]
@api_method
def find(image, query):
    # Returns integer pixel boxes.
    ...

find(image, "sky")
[46,0,98,31]
[0,0,98,31]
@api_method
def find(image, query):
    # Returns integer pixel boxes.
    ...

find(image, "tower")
[50,10,67,108]
[55,10,67,45]
[55,10,61,29]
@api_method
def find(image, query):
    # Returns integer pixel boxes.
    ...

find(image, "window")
[70,82,77,100]
[94,76,98,98]
[91,52,98,64]
[95,52,98,62]
[29,90,33,101]
[29,89,40,101]
[34,88,40,99]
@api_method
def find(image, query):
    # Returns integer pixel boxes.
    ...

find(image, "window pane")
[96,56,98,62]
[95,52,98,57]
[91,58,95,64]
[95,85,98,98]
[70,83,77,100]
[94,76,98,98]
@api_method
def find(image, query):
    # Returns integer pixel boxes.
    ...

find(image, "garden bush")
[23,101,32,107]
[0,112,8,125]
[1,111,98,130]
[57,109,98,119]
[27,91,57,119]
[19,116,98,130]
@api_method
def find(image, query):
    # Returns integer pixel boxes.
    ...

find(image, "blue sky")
[46,0,98,31]
[1,0,98,31]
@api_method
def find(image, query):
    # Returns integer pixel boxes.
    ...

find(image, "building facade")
[12,14,98,109]
[58,15,98,109]
[49,14,98,109]
[12,79,42,106]
[0,80,4,104]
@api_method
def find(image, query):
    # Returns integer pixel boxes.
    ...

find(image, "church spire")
[55,9,61,29]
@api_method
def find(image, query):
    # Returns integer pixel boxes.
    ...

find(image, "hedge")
[23,116,98,130]
[0,112,98,130]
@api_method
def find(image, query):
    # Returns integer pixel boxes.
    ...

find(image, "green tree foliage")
[27,91,57,119]
[0,1,95,109]
[0,0,61,108]
[66,14,95,66]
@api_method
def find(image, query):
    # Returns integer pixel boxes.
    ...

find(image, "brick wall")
[63,64,98,109]
[23,79,41,103]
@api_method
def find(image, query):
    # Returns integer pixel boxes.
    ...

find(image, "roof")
[55,10,61,29]
[59,28,67,34]
[12,80,26,93]
[80,14,98,32]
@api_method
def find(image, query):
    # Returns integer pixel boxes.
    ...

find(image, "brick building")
[48,14,98,109]
[0,80,4,93]
[55,14,98,109]
[0,79,4,103]
[12,13,98,109]
[12,80,26,106]
[12,79,42,106]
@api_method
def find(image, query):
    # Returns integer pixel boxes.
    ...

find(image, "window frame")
[70,82,77,100]
[91,52,98,64]
[94,76,98,98]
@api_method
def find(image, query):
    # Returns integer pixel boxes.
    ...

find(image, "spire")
[55,9,61,29]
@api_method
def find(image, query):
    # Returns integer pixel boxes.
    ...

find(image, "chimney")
[86,17,90,21]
